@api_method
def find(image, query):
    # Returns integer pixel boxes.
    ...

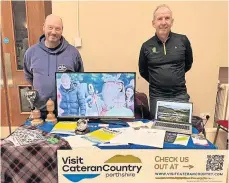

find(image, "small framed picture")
[18,85,32,113]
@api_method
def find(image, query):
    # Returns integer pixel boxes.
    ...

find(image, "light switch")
[75,37,82,48]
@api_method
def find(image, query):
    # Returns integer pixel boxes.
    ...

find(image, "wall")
[52,1,228,128]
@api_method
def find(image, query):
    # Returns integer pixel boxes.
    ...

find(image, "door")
[1,45,11,134]
[1,0,51,128]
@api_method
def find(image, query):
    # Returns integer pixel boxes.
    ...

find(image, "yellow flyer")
[82,128,121,144]
[50,121,77,135]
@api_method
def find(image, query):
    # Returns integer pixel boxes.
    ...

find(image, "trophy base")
[45,118,57,124]
[27,112,33,121]
[75,128,90,135]
[31,119,43,126]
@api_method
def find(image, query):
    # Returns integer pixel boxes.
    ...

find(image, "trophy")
[25,89,38,120]
[45,98,57,124]
[25,89,43,126]
[31,109,43,126]
[75,119,90,134]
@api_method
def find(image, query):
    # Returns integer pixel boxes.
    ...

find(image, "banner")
[58,149,228,183]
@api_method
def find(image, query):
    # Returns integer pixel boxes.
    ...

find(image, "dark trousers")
[149,93,190,120]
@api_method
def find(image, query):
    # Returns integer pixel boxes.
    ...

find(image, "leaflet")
[191,134,209,146]
[50,121,77,135]
[81,128,121,144]
[6,127,46,146]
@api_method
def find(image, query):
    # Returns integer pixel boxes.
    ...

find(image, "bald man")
[24,14,84,118]
[138,4,193,119]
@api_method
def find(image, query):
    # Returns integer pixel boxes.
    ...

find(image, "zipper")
[163,42,167,55]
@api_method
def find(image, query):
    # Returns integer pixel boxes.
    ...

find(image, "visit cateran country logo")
[62,155,142,182]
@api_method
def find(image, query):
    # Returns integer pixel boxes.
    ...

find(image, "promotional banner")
[58,149,228,183]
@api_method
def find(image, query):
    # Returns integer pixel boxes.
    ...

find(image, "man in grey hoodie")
[24,14,84,119]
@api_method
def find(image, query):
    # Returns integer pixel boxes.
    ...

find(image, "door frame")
[1,0,52,128]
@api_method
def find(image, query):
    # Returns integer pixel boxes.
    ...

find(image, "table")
[1,120,217,183]
[26,119,217,149]
[1,124,71,183]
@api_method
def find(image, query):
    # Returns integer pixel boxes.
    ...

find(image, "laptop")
[152,100,193,134]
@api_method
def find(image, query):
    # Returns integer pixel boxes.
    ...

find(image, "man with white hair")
[138,4,193,119]
[24,14,84,119]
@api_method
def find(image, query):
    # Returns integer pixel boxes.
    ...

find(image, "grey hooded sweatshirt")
[24,35,84,109]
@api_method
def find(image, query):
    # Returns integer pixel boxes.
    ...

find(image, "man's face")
[152,7,173,37]
[43,18,63,44]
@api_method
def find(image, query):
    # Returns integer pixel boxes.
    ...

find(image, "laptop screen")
[155,101,193,124]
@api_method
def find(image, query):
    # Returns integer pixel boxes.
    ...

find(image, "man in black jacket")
[138,4,193,119]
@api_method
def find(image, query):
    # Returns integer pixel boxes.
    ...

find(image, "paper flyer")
[173,134,190,146]
[191,134,209,146]
[82,128,121,144]
[6,127,46,146]
[50,121,77,135]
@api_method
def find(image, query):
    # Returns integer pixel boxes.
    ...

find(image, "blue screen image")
[56,72,136,118]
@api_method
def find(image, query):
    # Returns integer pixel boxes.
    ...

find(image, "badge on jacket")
[58,64,67,72]
[152,47,158,53]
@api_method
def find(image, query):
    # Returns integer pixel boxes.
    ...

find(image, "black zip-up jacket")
[139,32,193,98]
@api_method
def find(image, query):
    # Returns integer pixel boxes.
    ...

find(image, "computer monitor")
[55,72,136,119]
